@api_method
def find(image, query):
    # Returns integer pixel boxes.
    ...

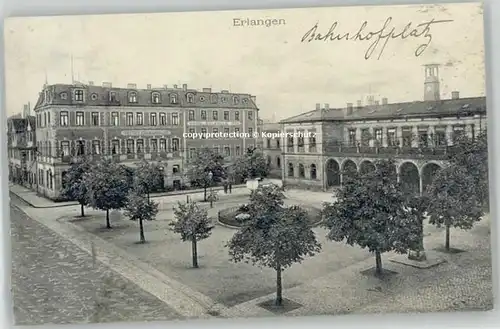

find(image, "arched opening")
[400,162,420,195]
[287,163,294,177]
[342,159,358,181]
[421,163,441,194]
[359,160,376,175]
[326,159,340,187]
[276,156,281,168]
[267,155,272,167]
[310,164,317,180]
[298,164,305,178]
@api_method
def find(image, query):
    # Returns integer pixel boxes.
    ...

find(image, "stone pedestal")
[408,249,427,261]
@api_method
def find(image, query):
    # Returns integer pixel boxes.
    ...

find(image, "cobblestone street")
[10,201,182,325]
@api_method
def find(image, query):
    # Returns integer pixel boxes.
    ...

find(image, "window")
[74,89,84,101]
[235,111,240,121]
[111,140,120,154]
[298,164,305,178]
[201,128,207,139]
[236,146,241,156]
[361,128,370,146]
[172,138,179,152]
[267,155,272,166]
[287,135,294,152]
[188,148,195,158]
[248,127,253,136]
[159,113,166,125]
[248,111,253,120]
[298,135,305,149]
[310,164,317,179]
[170,94,178,104]
[348,129,356,146]
[136,112,143,125]
[172,113,179,125]
[276,156,281,168]
[267,138,271,148]
[233,96,239,104]
[187,93,194,103]
[213,128,219,134]
[224,128,230,134]
[213,147,219,154]
[48,112,51,126]
[201,110,207,120]
[224,111,229,120]
[435,128,446,146]
[188,110,195,121]
[276,138,280,148]
[128,92,137,103]
[126,139,134,154]
[159,139,167,152]
[189,128,195,135]
[44,113,47,127]
[212,111,218,121]
[76,141,85,155]
[92,140,101,154]
[387,128,396,146]
[224,146,231,156]
[211,94,217,103]
[91,112,99,126]
[111,112,119,126]
[288,163,294,177]
[137,139,144,153]
[126,112,134,126]
[402,128,412,147]
[419,131,429,148]
[109,92,117,102]
[172,165,180,174]
[91,93,98,100]
[152,92,161,104]
[60,92,68,100]
[60,111,69,126]
[150,113,157,126]
[309,136,316,151]
[61,141,70,156]
[76,112,84,126]
[374,129,383,145]
[151,139,158,152]
[452,126,465,143]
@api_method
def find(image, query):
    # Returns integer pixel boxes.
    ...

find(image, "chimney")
[324,103,329,110]
[147,84,152,89]
[382,97,388,105]
[356,100,362,108]
[163,84,168,89]
[315,103,321,110]
[203,88,211,92]
[345,103,354,116]
[182,84,187,91]
[221,90,229,93]
[102,82,112,88]
[451,91,460,99]
[374,100,380,105]
[173,84,178,89]
[127,83,137,89]
[88,81,94,86]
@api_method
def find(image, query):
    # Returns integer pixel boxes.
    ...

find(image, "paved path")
[10,201,182,325]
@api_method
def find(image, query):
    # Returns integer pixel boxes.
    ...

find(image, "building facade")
[7,114,37,188]
[31,81,259,200]
[261,122,282,178]
[281,64,487,193]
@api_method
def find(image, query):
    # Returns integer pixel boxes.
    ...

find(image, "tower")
[424,64,440,101]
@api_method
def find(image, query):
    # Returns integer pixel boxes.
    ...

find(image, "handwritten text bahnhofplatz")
[301,17,453,60]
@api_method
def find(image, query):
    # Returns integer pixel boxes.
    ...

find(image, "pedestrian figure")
[223,181,228,194]
[229,182,232,193]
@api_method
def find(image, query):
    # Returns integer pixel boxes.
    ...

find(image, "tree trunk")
[191,238,198,268]
[375,251,383,275]
[275,265,283,306]
[106,209,111,229]
[80,203,85,217]
[139,218,146,243]
[204,185,207,202]
[445,223,450,251]
[147,191,150,203]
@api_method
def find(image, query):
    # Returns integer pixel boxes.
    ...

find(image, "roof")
[261,122,281,131]
[281,96,487,124]
[8,118,28,132]
[33,83,259,111]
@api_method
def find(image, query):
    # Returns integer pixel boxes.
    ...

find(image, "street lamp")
[208,171,214,207]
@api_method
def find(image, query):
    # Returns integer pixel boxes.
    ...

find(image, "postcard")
[4,2,491,325]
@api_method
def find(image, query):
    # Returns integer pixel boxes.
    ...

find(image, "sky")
[4,2,485,121]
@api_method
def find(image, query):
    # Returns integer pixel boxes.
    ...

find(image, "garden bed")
[218,204,323,228]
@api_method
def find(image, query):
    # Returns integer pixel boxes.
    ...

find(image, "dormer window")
[199,96,206,102]
[90,93,98,100]
[221,97,227,103]
[60,92,68,100]
[211,94,217,103]
[74,89,84,101]
[128,91,137,103]
[242,98,249,104]
[152,92,161,104]
[186,93,194,103]
[170,93,178,104]
[233,96,239,104]
[109,91,117,102]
